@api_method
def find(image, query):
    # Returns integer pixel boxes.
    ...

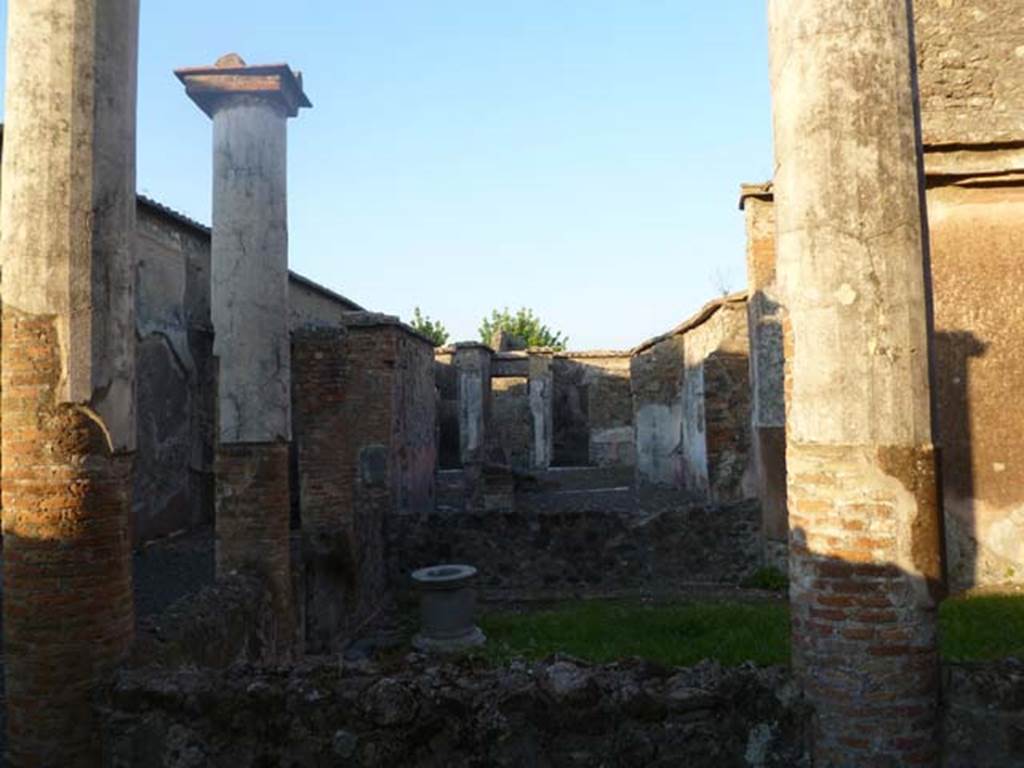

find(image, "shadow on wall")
[700,349,755,504]
[933,330,987,592]
[436,360,461,469]
[551,358,633,469]
[552,362,589,466]
[787,526,947,766]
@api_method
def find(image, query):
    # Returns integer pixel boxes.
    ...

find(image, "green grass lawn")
[479,599,791,667]
[476,594,1024,667]
[939,593,1024,661]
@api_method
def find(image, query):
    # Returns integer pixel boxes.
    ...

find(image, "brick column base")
[788,442,942,767]
[215,441,293,658]
[2,312,134,767]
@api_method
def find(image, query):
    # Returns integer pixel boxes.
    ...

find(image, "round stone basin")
[411,563,485,653]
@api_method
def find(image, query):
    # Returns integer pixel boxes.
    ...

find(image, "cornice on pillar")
[175,53,312,119]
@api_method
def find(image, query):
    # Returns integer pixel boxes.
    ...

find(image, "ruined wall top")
[915,0,1024,147]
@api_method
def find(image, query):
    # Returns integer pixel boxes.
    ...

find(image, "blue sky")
[0,2,773,349]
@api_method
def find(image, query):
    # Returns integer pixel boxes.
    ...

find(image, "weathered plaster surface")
[134,204,215,542]
[928,183,1024,589]
[682,302,753,503]
[0,3,140,764]
[551,353,633,468]
[915,0,1024,147]
[631,335,685,487]
[528,354,554,470]
[453,345,492,464]
[0,0,139,451]
[211,99,292,443]
[288,276,362,331]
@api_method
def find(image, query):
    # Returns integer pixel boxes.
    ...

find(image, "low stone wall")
[99,654,1024,767]
[943,659,1024,768]
[387,497,763,599]
[101,656,809,767]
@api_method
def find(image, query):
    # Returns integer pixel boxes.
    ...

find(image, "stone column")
[177,55,311,655]
[527,352,553,470]
[769,1,943,765]
[452,343,493,466]
[0,2,139,764]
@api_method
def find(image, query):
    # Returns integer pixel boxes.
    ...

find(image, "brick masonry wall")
[215,441,293,659]
[293,327,390,653]
[2,311,134,766]
[787,443,942,766]
[293,323,436,653]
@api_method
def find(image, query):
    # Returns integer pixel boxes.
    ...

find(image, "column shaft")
[769,1,943,764]
[0,1,139,764]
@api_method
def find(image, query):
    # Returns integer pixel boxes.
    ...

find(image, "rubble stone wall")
[102,657,809,768]
[101,655,1024,768]
[387,497,763,598]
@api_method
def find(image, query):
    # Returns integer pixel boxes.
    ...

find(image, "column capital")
[175,52,312,119]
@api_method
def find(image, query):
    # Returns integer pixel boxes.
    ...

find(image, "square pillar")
[177,54,311,657]
[527,352,554,470]
[452,343,493,466]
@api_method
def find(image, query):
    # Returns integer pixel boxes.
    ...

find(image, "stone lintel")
[176,53,312,119]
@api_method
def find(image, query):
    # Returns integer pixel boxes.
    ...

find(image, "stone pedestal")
[769,1,943,765]
[0,2,140,764]
[177,54,311,657]
[411,564,486,653]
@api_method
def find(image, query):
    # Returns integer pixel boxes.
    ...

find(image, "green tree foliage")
[479,307,568,350]
[410,307,450,347]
